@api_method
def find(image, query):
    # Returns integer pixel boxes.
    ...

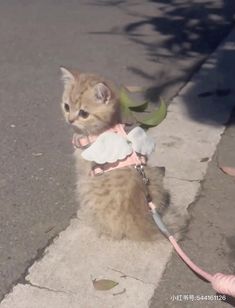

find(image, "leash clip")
[135,164,149,185]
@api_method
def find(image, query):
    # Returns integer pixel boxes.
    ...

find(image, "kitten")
[60,67,183,241]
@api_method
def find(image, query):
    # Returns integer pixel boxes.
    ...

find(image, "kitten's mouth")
[71,124,85,135]
[72,126,81,133]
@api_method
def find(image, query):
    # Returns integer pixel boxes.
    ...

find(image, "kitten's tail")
[161,206,190,239]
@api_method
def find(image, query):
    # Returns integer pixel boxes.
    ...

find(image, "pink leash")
[149,202,235,297]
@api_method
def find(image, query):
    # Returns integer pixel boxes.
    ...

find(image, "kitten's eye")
[79,109,89,119]
[64,103,70,112]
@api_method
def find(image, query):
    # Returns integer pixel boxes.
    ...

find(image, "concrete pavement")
[1,23,235,308]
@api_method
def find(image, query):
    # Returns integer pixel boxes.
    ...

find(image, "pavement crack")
[24,280,71,295]
[108,267,155,286]
[166,176,201,183]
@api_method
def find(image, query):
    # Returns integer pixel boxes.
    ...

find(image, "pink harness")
[72,123,146,175]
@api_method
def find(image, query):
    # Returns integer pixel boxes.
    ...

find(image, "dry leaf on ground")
[92,279,119,291]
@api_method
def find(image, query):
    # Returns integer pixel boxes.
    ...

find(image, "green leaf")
[119,88,167,128]
[92,279,119,291]
[137,99,167,128]
[129,101,149,112]
[119,88,136,107]
[119,88,148,117]
[121,104,132,118]
[119,88,133,117]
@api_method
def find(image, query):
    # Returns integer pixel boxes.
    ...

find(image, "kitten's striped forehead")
[68,74,100,106]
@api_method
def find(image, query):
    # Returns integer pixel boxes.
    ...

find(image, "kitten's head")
[60,67,120,135]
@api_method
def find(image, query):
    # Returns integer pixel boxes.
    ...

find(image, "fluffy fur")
[60,67,185,241]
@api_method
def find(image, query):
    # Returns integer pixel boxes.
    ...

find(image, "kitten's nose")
[68,116,77,124]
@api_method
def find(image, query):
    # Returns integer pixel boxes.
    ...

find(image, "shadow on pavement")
[87,0,235,126]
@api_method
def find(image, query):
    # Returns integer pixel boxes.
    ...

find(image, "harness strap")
[72,123,147,176]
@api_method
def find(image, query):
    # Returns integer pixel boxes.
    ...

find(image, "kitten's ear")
[60,67,75,86]
[94,83,111,104]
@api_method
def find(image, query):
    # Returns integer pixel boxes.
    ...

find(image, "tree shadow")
[86,0,235,126]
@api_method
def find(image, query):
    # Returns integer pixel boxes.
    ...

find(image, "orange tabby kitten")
[60,67,182,241]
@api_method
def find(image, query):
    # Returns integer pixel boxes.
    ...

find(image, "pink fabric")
[73,124,145,175]
[92,124,144,174]
[72,123,126,149]
[92,152,143,175]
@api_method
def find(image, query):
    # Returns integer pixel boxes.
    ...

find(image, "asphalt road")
[0,0,235,301]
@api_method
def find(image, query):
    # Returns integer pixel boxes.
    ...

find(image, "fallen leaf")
[92,279,119,291]
[219,166,235,177]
